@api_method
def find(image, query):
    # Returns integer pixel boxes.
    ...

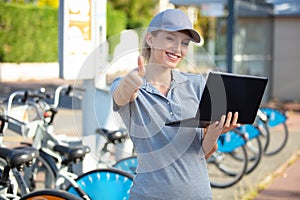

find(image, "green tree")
[107,2,126,39]
[38,0,59,8]
[109,0,158,29]
[0,3,58,62]
[106,2,127,54]
[0,0,59,7]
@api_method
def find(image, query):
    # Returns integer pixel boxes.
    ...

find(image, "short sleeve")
[110,77,123,111]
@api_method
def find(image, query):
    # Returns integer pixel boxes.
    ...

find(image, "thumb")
[137,55,145,77]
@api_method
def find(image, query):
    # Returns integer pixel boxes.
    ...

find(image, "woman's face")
[147,30,191,69]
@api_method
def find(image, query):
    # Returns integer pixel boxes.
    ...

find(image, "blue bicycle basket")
[217,131,246,153]
[259,107,287,127]
[236,124,260,140]
[67,168,133,200]
[113,156,138,175]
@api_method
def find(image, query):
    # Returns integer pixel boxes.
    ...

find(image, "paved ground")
[1,79,300,200]
[254,151,300,200]
[212,111,300,200]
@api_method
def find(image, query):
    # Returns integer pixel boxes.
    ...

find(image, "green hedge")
[0,3,127,62]
[106,2,127,55]
[0,3,58,62]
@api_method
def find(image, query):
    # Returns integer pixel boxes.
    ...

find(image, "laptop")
[165,71,268,128]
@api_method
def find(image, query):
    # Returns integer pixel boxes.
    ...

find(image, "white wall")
[272,17,300,101]
[0,62,59,82]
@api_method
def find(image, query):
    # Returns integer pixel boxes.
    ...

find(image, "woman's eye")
[166,36,174,41]
[182,41,189,46]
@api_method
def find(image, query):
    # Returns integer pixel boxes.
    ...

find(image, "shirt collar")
[141,70,188,93]
[171,70,188,85]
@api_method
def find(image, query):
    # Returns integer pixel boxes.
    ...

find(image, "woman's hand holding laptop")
[206,111,240,136]
[203,111,241,159]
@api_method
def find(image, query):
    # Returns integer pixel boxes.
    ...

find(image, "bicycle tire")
[257,120,270,153]
[113,156,138,175]
[259,107,289,156]
[67,168,133,200]
[230,136,262,175]
[244,136,262,174]
[233,125,263,174]
[207,138,248,188]
[20,189,82,200]
[262,121,289,156]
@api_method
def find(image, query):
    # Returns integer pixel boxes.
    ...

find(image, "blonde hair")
[140,31,159,64]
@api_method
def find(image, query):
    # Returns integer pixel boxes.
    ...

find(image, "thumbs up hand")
[113,56,146,106]
[137,55,145,77]
[127,56,145,101]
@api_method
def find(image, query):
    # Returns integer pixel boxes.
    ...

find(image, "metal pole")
[227,0,235,73]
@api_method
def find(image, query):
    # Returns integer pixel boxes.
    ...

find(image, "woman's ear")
[145,32,153,47]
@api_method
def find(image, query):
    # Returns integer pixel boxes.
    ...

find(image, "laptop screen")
[196,71,268,124]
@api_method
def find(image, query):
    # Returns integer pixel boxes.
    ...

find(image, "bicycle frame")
[3,86,90,197]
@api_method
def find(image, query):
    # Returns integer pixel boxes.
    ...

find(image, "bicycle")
[95,127,137,171]
[4,86,134,200]
[0,146,82,200]
[207,130,248,188]
[4,87,89,191]
[207,106,289,188]
[233,124,263,175]
[66,168,133,200]
[0,146,81,200]
[257,107,289,156]
[0,115,82,200]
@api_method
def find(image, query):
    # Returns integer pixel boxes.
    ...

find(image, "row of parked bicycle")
[0,85,135,200]
[207,105,289,188]
[0,84,289,199]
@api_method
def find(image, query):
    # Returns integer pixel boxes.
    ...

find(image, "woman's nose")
[172,41,181,52]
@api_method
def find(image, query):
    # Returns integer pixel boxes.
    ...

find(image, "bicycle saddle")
[96,128,128,144]
[53,145,90,165]
[0,147,39,170]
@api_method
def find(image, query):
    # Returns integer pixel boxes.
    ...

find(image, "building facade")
[166,0,300,102]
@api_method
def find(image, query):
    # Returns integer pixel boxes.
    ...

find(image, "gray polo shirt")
[110,70,212,200]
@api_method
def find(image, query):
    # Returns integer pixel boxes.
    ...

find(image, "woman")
[110,9,240,200]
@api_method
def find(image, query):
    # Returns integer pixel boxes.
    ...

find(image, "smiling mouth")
[166,52,181,61]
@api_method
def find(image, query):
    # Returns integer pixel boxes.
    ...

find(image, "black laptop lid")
[197,72,268,124]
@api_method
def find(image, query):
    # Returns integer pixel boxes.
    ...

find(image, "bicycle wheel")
[20,189,82,200]
[113,156,138,175]
[259,107,289,156]
[67,168,133,200]
[23,151,57,191]
[207,131,248,188]
[243,136,262,174]
[234,125,263,174]
[257,120,270,154]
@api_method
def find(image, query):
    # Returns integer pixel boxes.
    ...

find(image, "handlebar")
[52,84,84,108]
[257,109,268,122]
[4,84,84,129]
[21,90,50,103]
[52,84,72,108]
[6,91,26,115]
[6,90,49,115]
[0,114,27,136]
[6,84,83,114]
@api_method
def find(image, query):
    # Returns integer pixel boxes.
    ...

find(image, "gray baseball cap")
[147,9,201,43]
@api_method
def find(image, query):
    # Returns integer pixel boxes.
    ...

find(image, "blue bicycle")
[67,168,133,200]
[257,107,288,156]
